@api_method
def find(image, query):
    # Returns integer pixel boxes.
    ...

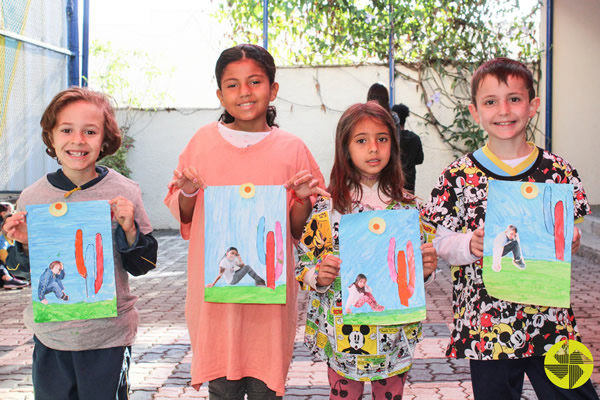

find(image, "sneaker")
[513,258,526,270]
[3,278,30,290]
[60,293,69,301]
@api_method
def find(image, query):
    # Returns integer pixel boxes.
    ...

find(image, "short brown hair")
[471,57,536,106]
[41,87,121,161]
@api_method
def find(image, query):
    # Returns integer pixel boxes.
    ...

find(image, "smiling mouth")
[238,101,255,107]
[494,121,515,126]
[66,150,89,157]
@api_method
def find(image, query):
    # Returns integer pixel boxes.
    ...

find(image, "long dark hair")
[350,273,368,294]
[215,44,278,127]
[328,102,413,214]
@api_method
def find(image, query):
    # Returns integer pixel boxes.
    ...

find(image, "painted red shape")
[94,233,104,294]
[266,231,275,289]
[75,229,87,279]
[406,240,416,297]
[397,250,411,307]
[388,238,397,282]
[554,201,565,260]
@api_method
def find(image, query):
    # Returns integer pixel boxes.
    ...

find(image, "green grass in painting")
[33,297,117,323]
[482,256,571,307]
[342,306,426,326]
[204,284,287,304]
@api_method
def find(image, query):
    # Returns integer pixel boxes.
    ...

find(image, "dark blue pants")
[32,336,131,400]
[470,357,599,400]
[208,376,281,400]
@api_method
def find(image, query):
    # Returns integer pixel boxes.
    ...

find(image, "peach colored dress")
[164,122,324,395]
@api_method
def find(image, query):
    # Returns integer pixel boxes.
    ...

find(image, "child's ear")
[468,103,481,125]
[528,97,541,118]
[269,82,279,102]
[216,89,225,107]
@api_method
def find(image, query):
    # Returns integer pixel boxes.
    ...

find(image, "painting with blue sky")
[483,181,574,307]
[204,184,287,304]
[26,200,117,323]
[339,209,426,325]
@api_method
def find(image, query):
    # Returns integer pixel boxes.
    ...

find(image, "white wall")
[124,65,466,229]
[549,0,600,205]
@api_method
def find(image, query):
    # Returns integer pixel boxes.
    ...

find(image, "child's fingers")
[284,170,309,188]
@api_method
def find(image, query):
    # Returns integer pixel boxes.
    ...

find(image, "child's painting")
[26,201,117,323]
[339,209,426,325]
[483,181,574,308]
[204,184,287,304]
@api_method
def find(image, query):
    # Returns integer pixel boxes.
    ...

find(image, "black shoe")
[3,278,30,290]
[61,293,69,301]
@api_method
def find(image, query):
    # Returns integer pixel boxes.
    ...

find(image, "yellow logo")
[544,340,594,389]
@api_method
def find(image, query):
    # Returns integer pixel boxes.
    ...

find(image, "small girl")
[164,44,326,398]
[345,273,384,313]
[4,87,157,399]
[296,102,437,399]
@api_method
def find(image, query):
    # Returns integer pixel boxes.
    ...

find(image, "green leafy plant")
[87,40,172,176]
[216,0,543,154]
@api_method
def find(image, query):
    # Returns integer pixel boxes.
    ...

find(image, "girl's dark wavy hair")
[215,44,278,127]
[328,102,414,214]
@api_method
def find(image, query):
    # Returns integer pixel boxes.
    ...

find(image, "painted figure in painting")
[207,247,266,287]
[345,273,384,313]
[38,261,69,303]
[491,225,526,272]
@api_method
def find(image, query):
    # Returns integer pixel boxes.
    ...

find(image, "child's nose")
[72,130,86,142]
[499,100,510,114]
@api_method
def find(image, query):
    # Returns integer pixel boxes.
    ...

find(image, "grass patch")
[204,284,287,304]
[342,306,426,326]
[33,297,117,323]
[482,256,571,307]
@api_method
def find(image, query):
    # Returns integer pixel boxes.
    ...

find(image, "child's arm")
[168,167,206,224]
[432,225,483,265]
[207,267,225,288]
[286,170,330,239]
[110,196,158,276]
[572,226,581,254]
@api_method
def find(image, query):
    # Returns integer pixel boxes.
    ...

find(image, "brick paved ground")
[0,230,598,399]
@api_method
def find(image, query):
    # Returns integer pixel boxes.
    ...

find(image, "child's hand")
[109,196,137,246]
[421,242,438,277]
[316,254,341,287]
[170,167,206,197]
[285,170,330,203]
[572,226,581,254]
[470,227,485,258]
[3,211,28,244]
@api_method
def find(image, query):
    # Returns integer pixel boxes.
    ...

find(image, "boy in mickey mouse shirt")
[421,57,597,399]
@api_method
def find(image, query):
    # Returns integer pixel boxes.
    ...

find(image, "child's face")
[468,75,540,145]
[357,278,366,288]
[216,58,279,133]
[50,100,105,185]
[51,263,62,274]
[226,249,238,260]
[348,117,391,183]
[507,229,517,240]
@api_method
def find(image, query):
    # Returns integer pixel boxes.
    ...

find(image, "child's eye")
[356,138,367,144]
[61,128,72,134]
[250,80,261,85]
[509,97,521,103]
[226,83,238,89]
[484,99,496,106]
[85,130,96,135]
[378,137,388,143]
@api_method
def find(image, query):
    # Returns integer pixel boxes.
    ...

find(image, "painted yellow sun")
[49,202,68,217]
[239,183,256,199]
[368,217,386,234]
[521,182,539,199]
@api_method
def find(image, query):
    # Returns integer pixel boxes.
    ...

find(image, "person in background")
[391,103,424,193]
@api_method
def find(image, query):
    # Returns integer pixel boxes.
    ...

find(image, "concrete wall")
[548,0,600,205]
[125,64,460,229]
